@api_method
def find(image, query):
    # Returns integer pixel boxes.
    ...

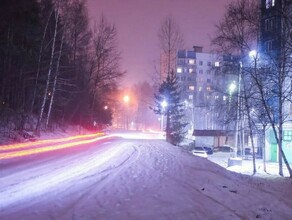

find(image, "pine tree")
[153,70,188,146]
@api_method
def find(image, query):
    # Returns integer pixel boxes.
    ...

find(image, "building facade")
[175,46,239,145]
[259,0,292,163]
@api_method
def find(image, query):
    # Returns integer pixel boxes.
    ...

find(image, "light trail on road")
[0,131,164,160]
[0,132,104,151]
[0,133,111,160]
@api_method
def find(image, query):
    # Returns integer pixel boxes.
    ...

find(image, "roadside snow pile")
[0,125,91,145]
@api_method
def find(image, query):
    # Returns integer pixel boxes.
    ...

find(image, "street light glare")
[161,100,168,108]
[249,50,257,58]
[229,82,236,93]
[123,95,130,103]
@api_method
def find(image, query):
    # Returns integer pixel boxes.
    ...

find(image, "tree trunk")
[30,10,53,114]
[242,70,256,174]
[166,110,170,142]
[263,125,267,173]
[35,8,59,135]
[45,25,65,129]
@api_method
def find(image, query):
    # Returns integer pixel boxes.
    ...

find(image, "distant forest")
[0,0,124,136]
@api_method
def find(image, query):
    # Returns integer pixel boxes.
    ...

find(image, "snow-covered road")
[1,133,292,219]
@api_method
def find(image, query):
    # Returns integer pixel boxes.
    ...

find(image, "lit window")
[198,86,202,91]
[189,59,195,64]
[189,86,195,91]
[189,68,193,73]
[177,67,182,73]
[215,95,219,100]
[215,61,220,67]
[223,96,227,101]
[189,95,193,100]
[266,0,275,8]
[206,86,211,91]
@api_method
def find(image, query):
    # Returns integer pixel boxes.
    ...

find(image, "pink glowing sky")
[86,0,230,86]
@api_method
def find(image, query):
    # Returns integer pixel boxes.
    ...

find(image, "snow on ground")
[0,132,292,220]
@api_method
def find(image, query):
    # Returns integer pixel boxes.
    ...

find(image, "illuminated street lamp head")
[104,105,108,110]
[123,95,130,103]
[249,50,257,59]
[161,100,168,108]
[229,82,236,94]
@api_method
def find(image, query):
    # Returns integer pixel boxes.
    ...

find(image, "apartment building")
[176,47,238,134]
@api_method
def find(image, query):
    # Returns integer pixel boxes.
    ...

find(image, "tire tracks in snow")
[55,143,141,219]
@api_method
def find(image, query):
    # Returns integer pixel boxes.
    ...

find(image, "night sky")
[86,0,231,86]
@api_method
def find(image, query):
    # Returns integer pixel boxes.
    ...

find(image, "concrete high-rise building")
[260,0,292,55]
[176,47,238,136]
[259,0,292,163]
[260,0,281,57]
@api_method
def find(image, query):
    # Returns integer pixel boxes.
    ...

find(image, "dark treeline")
[0,0,124,136]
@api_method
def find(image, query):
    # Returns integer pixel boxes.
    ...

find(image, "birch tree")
[212,0,260,174]
[35,2,60,134]
[213,0,292,177]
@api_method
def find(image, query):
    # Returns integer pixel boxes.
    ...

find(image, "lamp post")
[229,80,239,157]
[248,50,259,173]
[161,100,168,131]
[123,95,130,130]
[229,81,236,109]
[235,61,243,158]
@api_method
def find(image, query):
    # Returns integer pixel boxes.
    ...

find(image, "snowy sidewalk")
[208,154,290,177]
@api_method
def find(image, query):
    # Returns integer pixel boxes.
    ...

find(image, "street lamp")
[123,95,130,130]
[229,81,236,95]
[228,80,239,157]
[161,100,168,131]
[123,95,130,104]
[249,50,257,59]
[228,81,236,110]
[161,100,167,108]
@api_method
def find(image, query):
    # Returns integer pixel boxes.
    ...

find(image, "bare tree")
[158,16,184,80]
[45,23,66,128]
[212,0,260,174]
[35,1,60,134]
[212,0,259,55]
[213,0,292,177]
[30,7,53,114]
[44,0,90,129]
[90,16,124,105]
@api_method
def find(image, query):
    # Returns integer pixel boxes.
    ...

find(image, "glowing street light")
[123,95,130,104]
[249,50,257,59]
[229,81,236,95]
[123,95,130,130]
[161,100,168,108]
